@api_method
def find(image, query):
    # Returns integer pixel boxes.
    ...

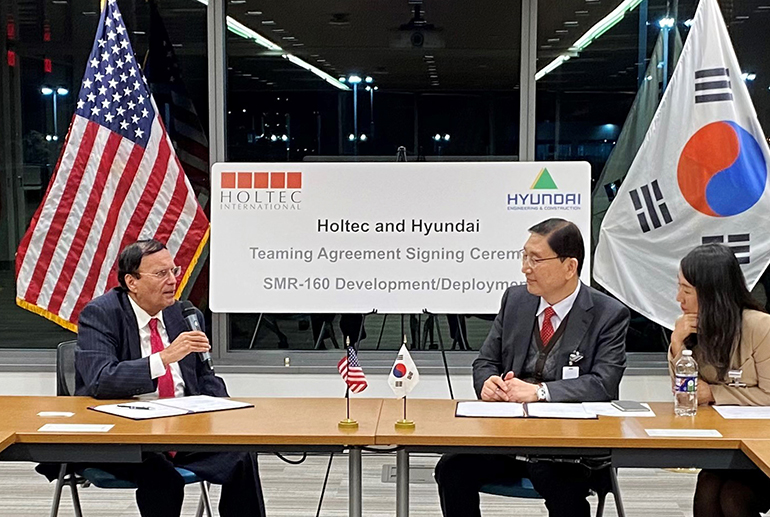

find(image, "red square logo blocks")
[287,172,302,189]
[221,171,302,189]
[253,172,269,188]
[271,172,286,189]
[221,172,236,189]
[237,172,252,189]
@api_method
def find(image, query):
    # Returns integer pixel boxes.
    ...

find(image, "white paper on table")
[90,396,253,420]
[155,395,252,413]
[645,429,722,438]
[455,401,526,418]
[38,424,113,432]
[526,403,597,419]
[713,406,770,419]
[90,402,188,420]
[582,402,656,417]
[37,411,75,417]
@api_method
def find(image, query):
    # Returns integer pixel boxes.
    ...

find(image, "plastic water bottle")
[674,350,698,416]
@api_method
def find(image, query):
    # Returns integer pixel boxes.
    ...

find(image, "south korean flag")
[594,0,770,329]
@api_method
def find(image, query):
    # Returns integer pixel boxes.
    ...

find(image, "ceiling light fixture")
[195,0,348,90]
[283,54,350,90]
[536,0,645,80]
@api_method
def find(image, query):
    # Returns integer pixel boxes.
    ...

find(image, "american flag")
[337,347,368,394]
[14,0,209,331]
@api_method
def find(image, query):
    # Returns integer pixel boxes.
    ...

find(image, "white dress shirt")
[534,281,581,401]
[536,281,581,333]
[128,296,186,398]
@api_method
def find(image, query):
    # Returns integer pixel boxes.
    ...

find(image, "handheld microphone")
[182,300,214,371]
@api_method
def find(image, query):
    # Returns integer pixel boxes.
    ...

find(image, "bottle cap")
[682,350,693,356]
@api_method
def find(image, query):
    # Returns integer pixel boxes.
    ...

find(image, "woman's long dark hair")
[680,244,764,378]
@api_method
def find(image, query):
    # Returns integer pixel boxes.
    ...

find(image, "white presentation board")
[210,162,591,314]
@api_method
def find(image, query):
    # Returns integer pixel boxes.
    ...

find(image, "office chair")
[479,466,625,517]
[50,340,213,517]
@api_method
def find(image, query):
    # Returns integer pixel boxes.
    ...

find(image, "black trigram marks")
[702,234,750,264]
[695,68,733,104]
[629,180,673,233]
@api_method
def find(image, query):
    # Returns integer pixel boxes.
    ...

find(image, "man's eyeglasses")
[136,266,181,280]
[520,251,563,269]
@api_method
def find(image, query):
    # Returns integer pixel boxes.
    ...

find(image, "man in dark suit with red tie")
[75,239,266,517]
[434,219,630,517]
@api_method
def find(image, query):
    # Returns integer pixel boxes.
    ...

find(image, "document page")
[645,429,722,438]
[155,395,253,413]
[90,401,188,420]
[455,401,526,418]
[38,424,114,432]
[713,406,770,419]
[89,396,252,420]
[526,403,597,419]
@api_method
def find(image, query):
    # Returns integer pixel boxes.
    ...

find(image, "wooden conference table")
[0,396,382,517]
[2,397,770,517]
[376,400,770,517]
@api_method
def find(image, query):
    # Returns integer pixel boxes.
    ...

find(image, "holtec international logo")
[678,121,767,217]
[219,171,302,210]
[507,168,581,211]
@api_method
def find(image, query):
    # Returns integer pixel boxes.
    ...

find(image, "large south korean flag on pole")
[595,0,770,329]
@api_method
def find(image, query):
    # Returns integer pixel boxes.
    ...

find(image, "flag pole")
[346,386,351,420]
[395,334,416,430]
[339,337,358,430]
[395,395,414,430]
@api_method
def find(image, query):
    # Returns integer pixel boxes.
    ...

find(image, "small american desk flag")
[14,0,209,331]
[337,347,368,394]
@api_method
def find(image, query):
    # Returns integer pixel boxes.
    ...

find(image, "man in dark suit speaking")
[75,239,266,517]
[434,218,630,517]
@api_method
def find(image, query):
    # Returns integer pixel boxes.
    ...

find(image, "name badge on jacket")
[562,366,579,380]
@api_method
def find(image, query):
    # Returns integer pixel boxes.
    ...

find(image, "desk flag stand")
[338,337,359,430]
[395,396,415,430]
[338,310,376,430]
[392,335,417,430]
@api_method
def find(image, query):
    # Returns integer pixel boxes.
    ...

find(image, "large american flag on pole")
[337,347,369,394]
[14,0,209,331]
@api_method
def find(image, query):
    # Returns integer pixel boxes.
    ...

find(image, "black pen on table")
[117,404,153,410]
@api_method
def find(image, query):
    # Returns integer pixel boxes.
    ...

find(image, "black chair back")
[56,341,78,397]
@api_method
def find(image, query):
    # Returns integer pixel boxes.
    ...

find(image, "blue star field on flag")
[75,0,155,147]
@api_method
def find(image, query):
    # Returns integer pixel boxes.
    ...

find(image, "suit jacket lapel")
[560,283,594,354]
[118,290,144,360]
[509,293,539,374]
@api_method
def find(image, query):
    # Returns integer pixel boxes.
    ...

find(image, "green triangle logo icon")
[530,168,558,190]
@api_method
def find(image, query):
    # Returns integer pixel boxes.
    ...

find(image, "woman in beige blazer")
[668,243,770,517]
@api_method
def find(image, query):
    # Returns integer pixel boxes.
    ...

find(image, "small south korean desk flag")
[389,344,420,398]
[594,0,770,329]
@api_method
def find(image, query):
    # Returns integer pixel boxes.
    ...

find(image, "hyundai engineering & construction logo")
[219,171,302,210]
[506,168,582,211]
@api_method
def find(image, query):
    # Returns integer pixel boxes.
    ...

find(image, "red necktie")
[540,306,556,346]
[149,318,175,399]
